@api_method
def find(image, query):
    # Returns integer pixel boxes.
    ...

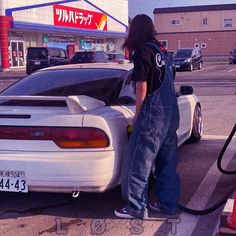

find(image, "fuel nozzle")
[127,125,133,138]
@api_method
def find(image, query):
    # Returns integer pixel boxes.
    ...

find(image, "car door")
[177,95,192,144]
[94,52,102,62]
[49,48,57,66]
[58,49,68,65]
[102,52,109,62]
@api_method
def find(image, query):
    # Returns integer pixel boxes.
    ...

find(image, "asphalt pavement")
[0,62,235,236]
[0,68,26,80]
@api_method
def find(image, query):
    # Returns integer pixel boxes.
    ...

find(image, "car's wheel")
[198,61,203,70]
[188,104,203,143]
[189,63,193,71]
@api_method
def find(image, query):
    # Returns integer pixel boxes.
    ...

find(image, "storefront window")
[80,37,115,52]
[106,39,115,52]
[45,34,76,49]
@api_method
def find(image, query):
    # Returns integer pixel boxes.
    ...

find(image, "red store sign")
[53,4,107,30]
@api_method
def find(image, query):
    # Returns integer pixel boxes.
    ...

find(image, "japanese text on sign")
[53,5,107,31]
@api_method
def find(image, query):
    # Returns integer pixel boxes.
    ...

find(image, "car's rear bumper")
[0,150,118,193]
[175,63,191,71]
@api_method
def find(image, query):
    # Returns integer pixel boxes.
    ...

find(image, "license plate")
[0,170,28,193]
[35,61,41,65]
[175,65,180,68]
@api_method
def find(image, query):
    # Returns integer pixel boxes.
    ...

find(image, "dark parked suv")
[173,48,203,71]
[26,47,69,74]
[69,51,109,64]
[229,48,236,64]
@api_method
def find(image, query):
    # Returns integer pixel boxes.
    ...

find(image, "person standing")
[114,14,180,219]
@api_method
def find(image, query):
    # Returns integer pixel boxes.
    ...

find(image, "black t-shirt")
[131,41,167,95]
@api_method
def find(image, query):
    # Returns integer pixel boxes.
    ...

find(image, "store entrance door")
[10,41,25,67]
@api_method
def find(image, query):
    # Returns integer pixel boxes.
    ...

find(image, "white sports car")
[0,63,202,195]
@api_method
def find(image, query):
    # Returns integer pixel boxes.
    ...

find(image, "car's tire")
[198,61,203,70]
[26,68,31,75]
[188,104,203,143]
[189,63,193,71]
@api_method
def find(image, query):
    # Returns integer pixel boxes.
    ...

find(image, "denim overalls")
[121,42,180,218]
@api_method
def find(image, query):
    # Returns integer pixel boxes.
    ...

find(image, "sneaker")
[114,207,135,219]
[149,201,177,215]
[149,201,162,212]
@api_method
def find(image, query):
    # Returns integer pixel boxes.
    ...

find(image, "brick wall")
[154,5,236,56]
[157,31,236,56]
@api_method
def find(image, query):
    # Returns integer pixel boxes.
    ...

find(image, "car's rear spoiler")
[0,95,105,114]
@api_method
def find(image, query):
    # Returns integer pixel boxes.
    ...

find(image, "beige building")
[154,4,236,57]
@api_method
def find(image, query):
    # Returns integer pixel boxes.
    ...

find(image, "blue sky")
[157,0,236,7]
[129,0,236,18]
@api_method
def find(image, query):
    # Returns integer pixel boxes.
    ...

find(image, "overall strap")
[144,41,172,65]
[144,41,167,57]
[144,41,174,81]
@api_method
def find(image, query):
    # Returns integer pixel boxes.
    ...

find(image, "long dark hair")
[123,14,157,52]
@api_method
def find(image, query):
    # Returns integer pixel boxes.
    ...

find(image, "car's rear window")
[0,68,127,106]
[27,48,48,60]
[116,54,125,60]
[174,49,192,58]
[108,54,116,60]
[75,52,94,60]
[109,54,124,60]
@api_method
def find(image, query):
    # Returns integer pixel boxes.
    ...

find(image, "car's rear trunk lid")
[0,95,106,152]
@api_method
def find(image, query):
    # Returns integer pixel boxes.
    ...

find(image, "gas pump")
[0,45,2,72]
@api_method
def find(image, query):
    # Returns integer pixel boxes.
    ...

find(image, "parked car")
[69,50,109,64]
[26,47,69,75]
[173,48,203,71]
[108,53,128,64]
[0,63,202,194]
[167,51,176,79]
[229,48,236,64]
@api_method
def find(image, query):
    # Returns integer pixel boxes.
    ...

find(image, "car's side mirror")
[180,85,193,95]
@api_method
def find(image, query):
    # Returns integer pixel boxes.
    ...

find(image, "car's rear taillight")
[51,127,109,148]
[0,126,109,148]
